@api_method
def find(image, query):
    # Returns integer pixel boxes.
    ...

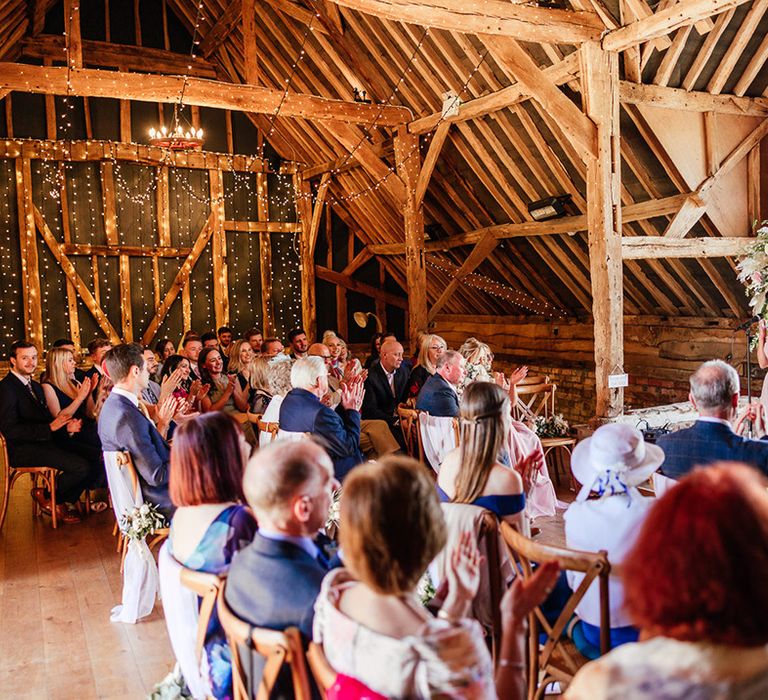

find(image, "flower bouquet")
[737,220,768,347]
[120,502,167,541]
[325,488,341,540]
[534,413,570,439]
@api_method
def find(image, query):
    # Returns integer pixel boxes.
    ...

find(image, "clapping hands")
[340,374,365,412]
[501,560,559,626]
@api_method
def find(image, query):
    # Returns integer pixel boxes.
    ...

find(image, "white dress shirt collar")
[112,386,139,407]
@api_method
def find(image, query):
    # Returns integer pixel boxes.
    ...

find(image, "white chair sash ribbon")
[419,414,457,473]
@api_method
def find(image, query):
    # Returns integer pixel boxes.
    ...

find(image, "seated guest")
[200,332,228,372]
[336,338,362,376]
[225,441,336,694]
[154,338,175,381]
[140,348,162,407]
[565,423,664,658]
[160,355,193,401]
[84,338,112,381]
[245,328,263,355]
[51,338,84,381]
[314,456,560,700]
[98,343,174,519]
[567,462,768,698]
[458,337,527,396]
[363,332,384,370]
[168,413,257,700]
[361,339,409,436]
[438,382,533,528]
[416,350,466,417]
[656,360,768,479]
[288,327,309,359]
[263,337,293,397]
[226,339,255,402]
[248,356,273,415]
[407,333,447,400]
[217,326,233,358]
[309,343,398,460]
[199,348,248,414]
[0,341,91,524]
[41,347,103,487]
[181,335,204,382]
[280,357,364,481]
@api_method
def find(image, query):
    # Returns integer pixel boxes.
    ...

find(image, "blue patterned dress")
[170,504,257,699]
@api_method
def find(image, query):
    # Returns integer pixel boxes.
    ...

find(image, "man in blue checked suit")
[656,360,768,480]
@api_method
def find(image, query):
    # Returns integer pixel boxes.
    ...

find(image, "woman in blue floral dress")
[168,412,257,699]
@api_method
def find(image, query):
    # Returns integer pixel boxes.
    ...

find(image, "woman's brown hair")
[170,412,247,506]
[455,381,509,503]
[340,456,446,595]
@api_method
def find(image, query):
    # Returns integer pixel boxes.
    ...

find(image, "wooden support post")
[15,158,44,347]
[257,172,273,336]
[58,161,80,348]
[581,42,624,420]
[748,144,760,228]
[209,169,229,328]
[375,263,386,328]
[64,0,83,69]
[119,99,131,143]
[394,130,427,348]
[295,173,318,341]
[119,254,132,341]
[242,0,260,85]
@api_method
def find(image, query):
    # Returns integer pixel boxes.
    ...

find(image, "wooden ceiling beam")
[63,0,82,69]
[603,0,751,52]
[620,82,768,116]
[325,0,604,44]
[623,236,754,258]
[0,63,411,126]
[367,193,689,254]
[21,35,221,78]
[483,37,596,160]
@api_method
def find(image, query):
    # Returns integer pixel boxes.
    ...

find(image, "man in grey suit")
[97,343,174,518]
[226,440,337,697]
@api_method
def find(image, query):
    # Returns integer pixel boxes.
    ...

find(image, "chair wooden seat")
[500,522,611,699]
[0,432,62,530]
[217,580,311,700]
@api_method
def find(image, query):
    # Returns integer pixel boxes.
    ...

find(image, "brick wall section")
[434,314,750,426]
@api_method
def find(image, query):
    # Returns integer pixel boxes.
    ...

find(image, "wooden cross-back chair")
[0,431,61,530]
[397,404,424,462]
[179,568,226,674]
[512,382,576,489]
[500,522,611,700]
[248,412,280,443]
[113,451,169,571]
[306,642,336,695]
[217,581,311,700]
[512,382,557,423]
[479,510,504,658]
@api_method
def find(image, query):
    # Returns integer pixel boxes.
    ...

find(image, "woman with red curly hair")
[566,462,768,699]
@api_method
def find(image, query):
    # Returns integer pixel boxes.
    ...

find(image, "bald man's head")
[379,340,404,373]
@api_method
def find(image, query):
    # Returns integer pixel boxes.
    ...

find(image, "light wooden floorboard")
[0,478,174,699]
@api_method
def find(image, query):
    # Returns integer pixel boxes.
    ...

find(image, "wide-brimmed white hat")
[571,423,664,496]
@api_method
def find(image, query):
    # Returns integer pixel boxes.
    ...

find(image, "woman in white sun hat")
[564,423,665,658]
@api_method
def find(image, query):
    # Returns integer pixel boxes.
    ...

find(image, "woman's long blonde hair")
[417,334,446,374]
[454,382,509,503]
[45,347,79,399]
[227,339,251,377]
[250,356,272,394]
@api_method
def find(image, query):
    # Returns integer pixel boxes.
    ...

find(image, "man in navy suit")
[416,350,466,417]
[657,360,768,479]
[97,343,174,518]
[0,341,90,523]
[361,339,409,440]
[226,440,337,697]
[279,356,365,482]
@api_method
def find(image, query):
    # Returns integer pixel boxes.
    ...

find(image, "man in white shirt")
[0,340,90,523]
